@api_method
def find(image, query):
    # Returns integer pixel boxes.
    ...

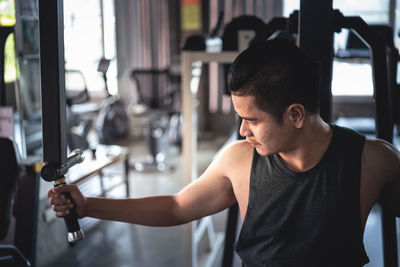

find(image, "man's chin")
[256,147,271,157]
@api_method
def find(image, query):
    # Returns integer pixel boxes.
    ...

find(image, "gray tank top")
[235,125,369,267]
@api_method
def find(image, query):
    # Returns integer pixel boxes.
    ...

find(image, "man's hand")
[48,184,87,218]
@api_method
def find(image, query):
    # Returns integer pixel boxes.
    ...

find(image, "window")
[64,0,117,95]
[0,0,15,25]
[333,0,390,24]
[0,0,16,82]
[284,0,390,23]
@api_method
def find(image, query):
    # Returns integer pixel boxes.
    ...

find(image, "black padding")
[222,15,269,51]
[0,244,31,265]
[221,16,269,95]
[336,24,395,59]
[0,138,21,240]
[181,35,206,51]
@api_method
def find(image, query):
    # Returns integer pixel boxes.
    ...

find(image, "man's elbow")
[168,194,194,226]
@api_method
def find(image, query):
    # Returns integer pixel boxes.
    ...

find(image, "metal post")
[38,0,84,243]
[38,0,67,166]
[299,0,334,122]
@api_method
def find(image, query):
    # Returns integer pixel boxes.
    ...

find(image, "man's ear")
[286,104,305,128]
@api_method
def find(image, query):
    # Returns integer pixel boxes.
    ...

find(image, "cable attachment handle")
[53,176,85,243]
[40,149,85,242]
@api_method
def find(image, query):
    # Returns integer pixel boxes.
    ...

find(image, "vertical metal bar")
[0,27,13,106]
[202,0,210,33]
[381,35,398,267]
[382,212,399,267]
[124,154,130,197]
[389,0,396,29]
[38,0,67,166]
[273,0,283,17]
[149,0,158,68]
[182,52,196,267]
[99,170,105,196]
[99,0,105,57]
[222,204,239,267]
[299,0,333,122]
[37,0,83,245]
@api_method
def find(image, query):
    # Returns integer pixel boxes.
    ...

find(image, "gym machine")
[38,0,85,243]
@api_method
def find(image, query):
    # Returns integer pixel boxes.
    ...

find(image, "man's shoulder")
[362,138,400,180]
[213,140,254,174]
[363,138,398,157]
[222,140,253,158]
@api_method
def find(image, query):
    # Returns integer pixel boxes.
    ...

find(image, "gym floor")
[38,125,400,267]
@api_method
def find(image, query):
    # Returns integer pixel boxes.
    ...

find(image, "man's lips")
[247,140,259,147]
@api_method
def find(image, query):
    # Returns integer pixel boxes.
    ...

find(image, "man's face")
[232,95,293,156]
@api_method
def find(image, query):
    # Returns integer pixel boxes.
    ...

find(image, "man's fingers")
[52,203,74,212]
[47,190,59,198]
[49,197,71,206]
[48,193,68,204]
[48,188,69,199]
[55,210,70,217]
[48,183,85,218]
[52,184,78,193]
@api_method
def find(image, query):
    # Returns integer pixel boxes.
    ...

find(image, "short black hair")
[227,38,320,123]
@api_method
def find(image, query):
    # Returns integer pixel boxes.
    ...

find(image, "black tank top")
[235,125,369,267]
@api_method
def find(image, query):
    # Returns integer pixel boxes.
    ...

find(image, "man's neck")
[278,116,333,173]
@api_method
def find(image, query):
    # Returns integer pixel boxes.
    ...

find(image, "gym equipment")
[97,57,111,97]
[96,57,130,145]
[130,68,181,172]
[181,35,206,51]
[336,24,395,59]
[38,0,85,243]
[334,24,398,136]
[0,137,31,266]
[65,69,99,151]
[181,11,224,52]
[334,11,394,144]
[40,151,85,243]
[96,95,130,144]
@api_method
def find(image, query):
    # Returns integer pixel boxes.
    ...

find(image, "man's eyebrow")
[238,115,257,121]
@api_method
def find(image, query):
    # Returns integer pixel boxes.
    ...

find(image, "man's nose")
[239,120,251,137]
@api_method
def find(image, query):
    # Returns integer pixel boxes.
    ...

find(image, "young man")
[48,38,400,266]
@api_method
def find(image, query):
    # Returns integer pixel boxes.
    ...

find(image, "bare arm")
[364,139,400,217]
[49,143,239,226]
